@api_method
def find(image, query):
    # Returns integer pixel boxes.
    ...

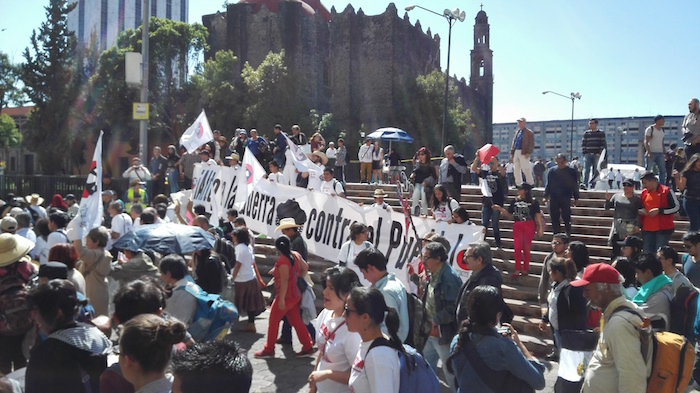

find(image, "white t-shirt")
[234,243,256,282]
[371,202,393,212]
[307,165,324,191]
[505,162,514,174]
[45,230,69,262]
[432,198,460,222]
[348,339,400,393]
[607,171,615,181]
[315,309,363,393]
[644,125,665,153]
[268,172,285,184]
[107,213,133,250]
[338,241,373,287]
[320,179,344,196]
[615,171,624,182]
[326,147,337,159]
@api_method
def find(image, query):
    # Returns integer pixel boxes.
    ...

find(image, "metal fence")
[0,175,129,200]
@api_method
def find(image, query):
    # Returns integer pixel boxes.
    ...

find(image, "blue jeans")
[645,152,666,185]
[685,198,700,232]
[642,230,673,254]
[583,153,598,186]
[167,169,179,194]
[481,203,502,247]
[423,336,457,392]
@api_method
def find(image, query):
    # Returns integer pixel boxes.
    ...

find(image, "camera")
[496,326,511,335]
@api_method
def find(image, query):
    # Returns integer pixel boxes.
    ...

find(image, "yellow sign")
[133,103,149,120]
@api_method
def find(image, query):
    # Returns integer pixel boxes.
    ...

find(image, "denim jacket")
[423,263,462,345]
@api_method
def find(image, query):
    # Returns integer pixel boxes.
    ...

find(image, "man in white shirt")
[25,194,47,220]
[107,200,133,252]
[319,168,345,197]
[644,115,666,184]
[226,153,241,171]
[44,212,69,264]
[505,160,515,187]
[304,151,327,191]
[266,161,285,183]
[122,157,152,183]
[371,188,393,212]
[199,150,218,167]
[358,138,374,183]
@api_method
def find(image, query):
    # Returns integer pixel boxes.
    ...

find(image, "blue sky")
[1,1,698,124]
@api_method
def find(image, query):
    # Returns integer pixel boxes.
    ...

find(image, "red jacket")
[640,183,679,232]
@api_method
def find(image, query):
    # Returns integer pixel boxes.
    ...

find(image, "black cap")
[199,150,210,156]
[618,236,643,249]
[65,194,76,200]
[38,262,69,280]
[622,179,634,187]
[640,170,657,180]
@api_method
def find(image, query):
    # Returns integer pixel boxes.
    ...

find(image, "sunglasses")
[344,306,359,316]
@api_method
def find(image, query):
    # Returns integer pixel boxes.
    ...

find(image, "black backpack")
[670,285,698,340]
[404,292,431,352]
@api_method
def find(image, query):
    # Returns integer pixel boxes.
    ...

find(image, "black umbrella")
[112,223,216,254]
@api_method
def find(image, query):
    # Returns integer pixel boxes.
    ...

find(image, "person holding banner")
[338,223,374,287]
[319,168,345,197]
[266,161,285,183]
[431,184,460,222]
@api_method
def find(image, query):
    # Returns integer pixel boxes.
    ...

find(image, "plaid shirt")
[179,152,198,178]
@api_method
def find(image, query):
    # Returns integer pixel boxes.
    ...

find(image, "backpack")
[367,338,441,393]
[332,179,346,196]
[669,285,698,340]
[615,307,694,393]
[404,292,431,352]
[181,280,239,342]
[0,266,32,336]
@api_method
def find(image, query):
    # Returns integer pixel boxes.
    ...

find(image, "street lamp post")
[406,5,465,152]
[542,91,581,159]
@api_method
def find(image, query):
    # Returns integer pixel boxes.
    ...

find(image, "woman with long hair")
[118,314,187,393]
[410,147,437,216]
[33,218,51,264]
[431,184,460,222]
[310,132,326,152]
[25,280,112,393]
[337,223,374,286]
[494,183,544,276]
[192,248,224,295]
[255,235,314,358]
[346,287,402,393]
[74,226,112,316]
[447,285,545,392]
[231,227,265,333]
[675,152,700,231]
[566,241,590,275]
[48,243,85,295]
[307,267,362,393]
[612,257,638,298]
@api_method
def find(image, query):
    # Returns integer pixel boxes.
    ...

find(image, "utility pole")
[139,0,150,164]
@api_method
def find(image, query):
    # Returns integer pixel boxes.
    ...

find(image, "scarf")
[632,274,672,304]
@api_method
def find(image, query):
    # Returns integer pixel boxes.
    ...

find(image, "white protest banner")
[191,163,222,226]
[218,166,239,219]
[240,180,484,286]
[284,133,315,173]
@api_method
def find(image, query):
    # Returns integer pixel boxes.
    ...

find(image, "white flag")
[284,133,316,173]
[180,110,214,154]
[234,147,266,210]
[71,131,104,241]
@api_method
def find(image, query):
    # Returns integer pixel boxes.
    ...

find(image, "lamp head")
[572,92,582,99]
[458,10,466,22]
[405,5,416,11]
[444,8,451,17]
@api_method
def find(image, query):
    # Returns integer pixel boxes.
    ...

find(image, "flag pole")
[396,183,421,243]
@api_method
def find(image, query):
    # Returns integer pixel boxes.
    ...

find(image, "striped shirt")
[581,130,607,154]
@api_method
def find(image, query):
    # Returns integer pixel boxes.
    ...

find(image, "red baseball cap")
[570,263,621,287]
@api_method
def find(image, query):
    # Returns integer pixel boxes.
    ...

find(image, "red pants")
[513,220,536,272]
[264,297,313,352]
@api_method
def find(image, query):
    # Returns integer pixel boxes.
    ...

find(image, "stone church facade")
[203,1,493,147]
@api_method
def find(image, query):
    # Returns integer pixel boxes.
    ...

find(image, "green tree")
[20,0,80,174]
[242,50,310,132]
[188,50,244,132]
[408,70,475,154]
[86,18,208,152]
[0,52,26,108]
[0,114,22,148]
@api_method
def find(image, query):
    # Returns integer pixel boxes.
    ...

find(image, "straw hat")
[307,151,329,166]
[0,233,34,267]
[275,218,301,232]
[25,193,44,205]
[373,189,388,198]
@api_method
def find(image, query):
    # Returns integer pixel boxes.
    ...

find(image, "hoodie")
[25,323,112,393]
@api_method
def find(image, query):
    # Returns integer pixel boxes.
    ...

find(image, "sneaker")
[254,349,274,358]
[275,337,292,345]
[511,271,522,278]
[295,347,316,357]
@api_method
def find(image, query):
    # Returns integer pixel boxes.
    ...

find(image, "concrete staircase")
[342,182,690,355]
[253,182,690,355]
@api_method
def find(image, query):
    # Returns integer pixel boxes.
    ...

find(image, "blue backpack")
[180,278,238,341]
[367,338,441,393]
